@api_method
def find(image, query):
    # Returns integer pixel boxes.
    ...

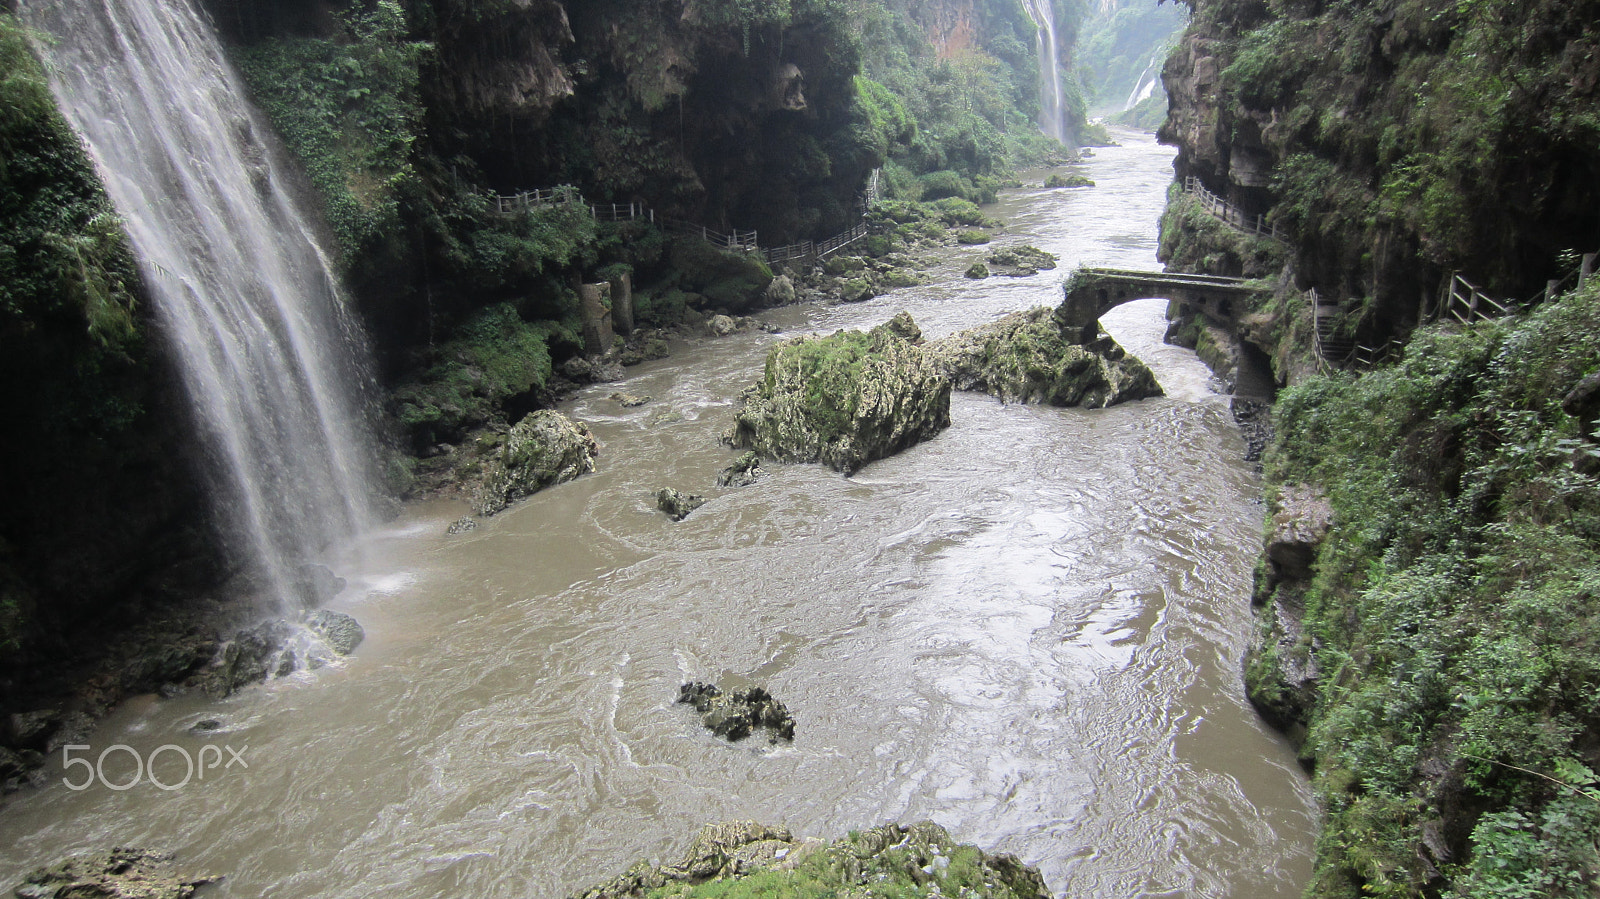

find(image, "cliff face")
[1160,3,1600,897]
[1161,0,1600,343]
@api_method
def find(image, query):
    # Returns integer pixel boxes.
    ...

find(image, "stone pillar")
[579,282,614,357]
[609,272,634,335]
[1582,253,1596,290]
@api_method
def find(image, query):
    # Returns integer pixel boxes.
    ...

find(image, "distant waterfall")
[1123,49,1166,111]
[1021,0,1067,143]
[20,0,378,609]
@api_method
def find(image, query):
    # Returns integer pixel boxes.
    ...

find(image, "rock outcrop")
[569,821,1049,899]
[474,410,598,516]
[715,452,762,487]
[656,488,706,522]
[12,847,218,898]
[1265,484,1333,582]
[984,245,1058,277]
[929,307,1162,408]
[724,314,951,475]
[677,682,795,742]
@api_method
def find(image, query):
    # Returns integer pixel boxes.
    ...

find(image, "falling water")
[1123,49,1167,111]
[19,0,378,609]
[1021,0,1066,143]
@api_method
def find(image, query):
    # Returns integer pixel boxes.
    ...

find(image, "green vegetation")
[1187,0,1600,319]
[1258,284,1600,898]
[852,0,1085,203]
[0,13,160,657]
[1075,0,1187,113]
[389,303,579,448]
[1157,184,1287,277]
[236,1,425,269]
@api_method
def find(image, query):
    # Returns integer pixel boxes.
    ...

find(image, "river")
[0,130,1316,898]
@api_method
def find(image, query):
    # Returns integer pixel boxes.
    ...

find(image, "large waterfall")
[20,0,378,609]
[1021,0,1066,143]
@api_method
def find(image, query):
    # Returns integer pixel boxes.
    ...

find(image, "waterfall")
[1021,0,1066,143]
[1123,49,1166,111]
[19,0,378,609]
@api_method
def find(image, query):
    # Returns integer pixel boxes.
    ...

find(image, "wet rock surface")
[474,410,599,516]
[984,245,1057,277]
[304,610,364,657]
[715,452,762,488]
[724,314,951,475]
[677,682,795,743]
[12,847,219,898]
[655,488,707,521]
[569,821,1049,899]
[929,308,1163,408]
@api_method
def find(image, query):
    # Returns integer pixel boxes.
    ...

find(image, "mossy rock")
[668,238,773,313]
[568,821,1049,899]
[389,303,563,448]
[724,313,951,474]
[474,410,598,515]
[965,262,991,279]
[957,230,992,245]
[1044,173,1095,189]
[880,268,922,289]
[985,245,1058,277]
[929,307,1162,408]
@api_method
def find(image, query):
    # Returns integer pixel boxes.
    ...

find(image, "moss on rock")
[569,821,1049,899]
[724,313,950,474]
[929,307,1162,408]
[474,410,598,515]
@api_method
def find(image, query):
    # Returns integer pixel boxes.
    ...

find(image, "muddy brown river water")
[0,130,1316,898]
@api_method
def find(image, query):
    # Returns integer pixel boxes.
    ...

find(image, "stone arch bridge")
[1058,268,1275,399]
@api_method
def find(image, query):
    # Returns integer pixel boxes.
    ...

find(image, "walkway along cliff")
[1158,1,1600,896]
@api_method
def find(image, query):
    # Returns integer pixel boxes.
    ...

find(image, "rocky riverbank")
[569,821,1049,899]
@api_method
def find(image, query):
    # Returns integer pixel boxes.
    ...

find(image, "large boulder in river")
[474,410,598,516]
[724,313,950,475]
[14,847,218,898]
[929,307,1162,408]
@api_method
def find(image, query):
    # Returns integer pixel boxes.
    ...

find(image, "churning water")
[0,102,1315,899]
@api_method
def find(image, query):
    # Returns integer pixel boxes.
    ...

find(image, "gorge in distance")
[0,1,1597,898]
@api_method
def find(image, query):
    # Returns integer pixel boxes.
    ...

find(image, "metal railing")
[492,169,885,266]
[1183,176,1283,243]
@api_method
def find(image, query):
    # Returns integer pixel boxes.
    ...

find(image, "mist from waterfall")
[19,0,379,610]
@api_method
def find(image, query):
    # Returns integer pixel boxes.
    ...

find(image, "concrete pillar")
[609,272,634,335]
[579,282,613,356]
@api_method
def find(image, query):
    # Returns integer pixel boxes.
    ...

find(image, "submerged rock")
[195,619,295,699]
[609,392,651,408]
[724,314,951,475]
[655,488,706,521]
[678,682,795,742]
[568,821,1048,899]
[13,847,219,899]
[475,410,599,516]
[929,307,1163,408]
[715,452,762,487]
[445,516,478,536]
